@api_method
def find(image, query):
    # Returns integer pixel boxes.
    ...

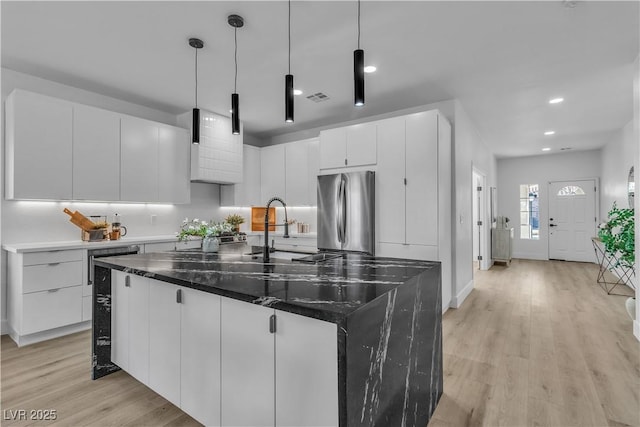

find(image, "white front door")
[548,180,597,262]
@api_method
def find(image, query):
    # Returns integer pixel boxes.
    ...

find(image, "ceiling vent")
[306,92,331,103]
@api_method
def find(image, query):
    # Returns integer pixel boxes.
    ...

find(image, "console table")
[591,237,636,296]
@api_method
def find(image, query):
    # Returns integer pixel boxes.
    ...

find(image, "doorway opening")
[472,168,488,271]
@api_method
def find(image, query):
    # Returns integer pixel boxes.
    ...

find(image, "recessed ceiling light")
[549,97,564,104]
[542,147,551,152]
[293,89,303,96]
[364,66,377,73]
[544,131,556,136]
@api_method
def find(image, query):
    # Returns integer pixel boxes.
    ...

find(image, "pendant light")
[189,38,204,144]
[354,0,365,107]
[285,0,294,123]
[228,15,244,135]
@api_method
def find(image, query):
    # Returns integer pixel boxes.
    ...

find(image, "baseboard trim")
[451,279,474,308]
[8,321,91,347]
[634,320,640,342]
[1,319,8,336]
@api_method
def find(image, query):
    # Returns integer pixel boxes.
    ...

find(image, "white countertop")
[2,235,183,253]
[244,231,317,238]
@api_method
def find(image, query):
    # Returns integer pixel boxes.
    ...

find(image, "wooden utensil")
[63,208,96,231]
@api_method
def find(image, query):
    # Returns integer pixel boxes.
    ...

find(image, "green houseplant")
[598,202,635,269]
[224,214,245,232]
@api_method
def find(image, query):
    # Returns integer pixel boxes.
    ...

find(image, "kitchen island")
[93,251,442,427]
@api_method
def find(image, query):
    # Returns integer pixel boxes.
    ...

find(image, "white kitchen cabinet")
[72,104,121,201]
[376,110,452,310]
[178,110,243,184]
[308,138,320,202]
[377,117,406,243]
[221,297,275,427]
[377,111,443,250]
[111,271,150,384]
[405,111,439,246]
[285,141,309,205]
[220,144,261,206]
[319,122,377,170]
[272,235,317,252]
[180,288,221,427]
[7,249,85,346]
[120,117,159,202]
[5,89,73,200]
[275,311,338,427]
[319,127,347,169]
[143,242,177,253]
[261,144,286,203]
[148,280,181,407]
[158,125,190,204]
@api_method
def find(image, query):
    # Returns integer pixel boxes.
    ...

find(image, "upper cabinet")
[220,145,261,207]
[178,110,243,184]
[285,138,318,206]
[120,117,159,202]
[5,89,190,203]
[319,122,377,170]
[159,126,190,204]
[260,144,286,203]
[6,89,73,200]
[73,104,121,201]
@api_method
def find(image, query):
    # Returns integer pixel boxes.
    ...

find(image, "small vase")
[202,236,219,253]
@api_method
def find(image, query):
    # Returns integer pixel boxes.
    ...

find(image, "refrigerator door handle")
[340,176,347,243]
[337,178,345,243]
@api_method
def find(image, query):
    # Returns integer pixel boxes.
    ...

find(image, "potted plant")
[598,202,636,319]
[178,218,233,252]
[598,202,635,269]
[225,214,245,233]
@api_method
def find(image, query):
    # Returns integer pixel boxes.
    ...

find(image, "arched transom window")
[557,185,585,196]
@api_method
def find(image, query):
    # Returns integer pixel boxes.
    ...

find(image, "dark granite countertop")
[95,251,440,323]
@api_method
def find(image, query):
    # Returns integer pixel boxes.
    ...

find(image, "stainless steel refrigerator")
[317,171,375,255]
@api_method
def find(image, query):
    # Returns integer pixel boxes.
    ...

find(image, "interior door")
[548,180,596,262]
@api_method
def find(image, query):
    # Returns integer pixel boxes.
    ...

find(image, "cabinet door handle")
[176,289,182,304]
[48,288,60,293]
[344,158,348,166]
[269,314,277,333]
[404,178,407,185]
[47,262,61,267]
[125,276,131,287]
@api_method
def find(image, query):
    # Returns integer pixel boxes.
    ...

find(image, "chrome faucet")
[264,197,289,262]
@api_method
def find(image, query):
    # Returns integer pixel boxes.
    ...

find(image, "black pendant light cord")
[288,0,291,74]
[234,27,238,93]
[357,0,361,49]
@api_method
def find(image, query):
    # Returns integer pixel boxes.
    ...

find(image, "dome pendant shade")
[354,49,365,107]
[285,74,294,122]
[231,93,240,135]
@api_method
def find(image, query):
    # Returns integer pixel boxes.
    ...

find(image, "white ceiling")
[2,1,638,158]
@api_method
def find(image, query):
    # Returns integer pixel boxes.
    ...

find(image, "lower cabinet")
[111,274,338,427]
[111,271,150,384]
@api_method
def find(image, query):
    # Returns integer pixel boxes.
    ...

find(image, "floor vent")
[306,92,331,103]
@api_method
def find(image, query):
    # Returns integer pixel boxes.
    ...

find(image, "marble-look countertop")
[94,250,439,323]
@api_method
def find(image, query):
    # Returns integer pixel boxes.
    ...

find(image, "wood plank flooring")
[1,259,638,426]
[430,259,639,427]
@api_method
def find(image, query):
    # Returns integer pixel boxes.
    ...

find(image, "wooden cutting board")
[251,207,276,231]
[63,208,96,232]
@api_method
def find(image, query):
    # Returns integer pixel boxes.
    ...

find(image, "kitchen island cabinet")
[93,251,442,427]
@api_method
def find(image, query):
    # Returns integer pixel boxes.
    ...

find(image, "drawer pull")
[48,288,61,293]
[125,276,131,287]
[47,262,61,267]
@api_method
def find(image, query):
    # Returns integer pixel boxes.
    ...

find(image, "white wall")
[1,69,224,332]
[452,101,497,307]
[601,121,635,217]
[633,55,639,342]
[497,150,601,260]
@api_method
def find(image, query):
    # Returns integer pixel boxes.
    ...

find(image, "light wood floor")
[1,259,638,427]
[430,259,639,427]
